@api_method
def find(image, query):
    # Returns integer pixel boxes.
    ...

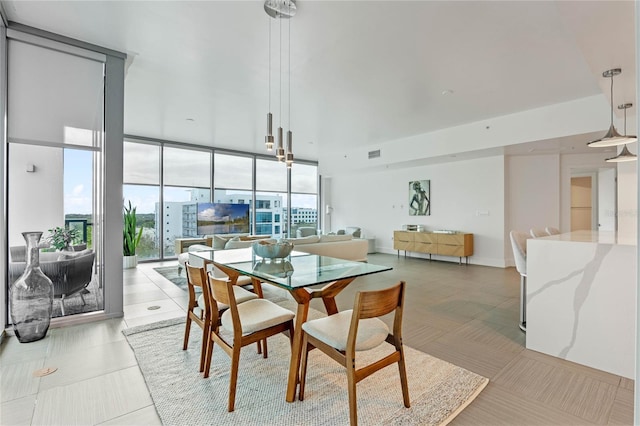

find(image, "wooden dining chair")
[204,273,295,412]
[183,262,258,373]
[299,281,410,426]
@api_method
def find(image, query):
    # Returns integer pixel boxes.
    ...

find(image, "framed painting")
[408,180,430,216]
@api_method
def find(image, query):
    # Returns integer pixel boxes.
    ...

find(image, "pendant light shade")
[588,69,637,148]
[605,103,637,162]
[286,130,294,168]
[276,126,285,160]
[605,144,637,162]
[265,113,274,151]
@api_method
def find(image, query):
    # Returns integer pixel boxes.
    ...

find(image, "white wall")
[506,154,560,233]
[8,144,63,247]
[617,159,637,238]
[319,95,610,176]
[328,155,507,267]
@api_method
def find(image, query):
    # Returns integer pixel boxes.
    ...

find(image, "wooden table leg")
[285,291,310,402]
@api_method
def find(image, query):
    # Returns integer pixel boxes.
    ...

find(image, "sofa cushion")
[319,234,353,243]
[225,238,255,249]
[57,249,92,261]
[283,235,320,245]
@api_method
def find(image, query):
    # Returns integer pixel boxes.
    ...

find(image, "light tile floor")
[0,254,634,425]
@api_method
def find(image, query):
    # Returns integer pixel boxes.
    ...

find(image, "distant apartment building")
[216,192,284,237]
[157,190,287,254]
[287,208,318,225]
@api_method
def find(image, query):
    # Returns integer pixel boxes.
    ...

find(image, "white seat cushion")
[302,310,389,351]
[221,299,294,335]
[197,285,258,311]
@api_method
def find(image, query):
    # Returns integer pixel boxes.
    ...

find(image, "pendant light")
[275,15,285,161]
[264,0,295,166]
[588,68,637,147]
[265,18,274,151]
[606,103,637,162]
[285,6,294,168]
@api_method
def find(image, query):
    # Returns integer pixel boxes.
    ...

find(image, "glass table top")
[189,247,392,290]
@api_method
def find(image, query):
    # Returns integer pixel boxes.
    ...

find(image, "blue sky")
[64,149,93,214]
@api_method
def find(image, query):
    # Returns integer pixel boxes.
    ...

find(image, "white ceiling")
[1,1,636,161]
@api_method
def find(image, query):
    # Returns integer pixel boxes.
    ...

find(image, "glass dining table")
[189,247,392,402]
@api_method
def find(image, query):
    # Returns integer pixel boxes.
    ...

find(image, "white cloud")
[72,184,84,196]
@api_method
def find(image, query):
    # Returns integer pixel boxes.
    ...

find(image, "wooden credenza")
[393,231,473,264]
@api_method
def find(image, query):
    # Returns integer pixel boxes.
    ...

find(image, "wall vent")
[368,149,381,159]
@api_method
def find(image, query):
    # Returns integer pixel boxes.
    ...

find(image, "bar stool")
[510,231,529,332]
[545,227,561,235]
[529,228,547,238]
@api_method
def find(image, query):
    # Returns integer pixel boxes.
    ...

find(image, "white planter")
[123,255,138,269]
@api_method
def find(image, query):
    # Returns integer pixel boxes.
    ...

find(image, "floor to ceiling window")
[123,139,318,260]
[290,163,319,237]
[162,146,211,257]
[213,152,254,234]
[123,141,161,260]
[6,35,106,319]
[256,158,288,238]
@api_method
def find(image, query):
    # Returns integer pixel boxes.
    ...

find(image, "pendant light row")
[587,68,637,162]
[264,1,295,168]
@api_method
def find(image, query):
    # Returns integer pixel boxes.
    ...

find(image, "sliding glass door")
[6,37,105,319]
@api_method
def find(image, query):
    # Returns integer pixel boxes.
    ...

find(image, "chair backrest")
[530,228,547,238]
[545,226,560,235]
[509,231,529,275]
[349,281,405,349]
[186,262,211,317]
[207,273,241,334]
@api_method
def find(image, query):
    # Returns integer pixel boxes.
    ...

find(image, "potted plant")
[47,226,81,251]
[123,201,143,269]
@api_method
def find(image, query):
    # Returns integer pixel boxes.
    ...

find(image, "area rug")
[123,300,488,425]
[153,265,187,291]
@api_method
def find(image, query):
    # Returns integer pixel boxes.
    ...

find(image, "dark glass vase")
[10,231,54,343]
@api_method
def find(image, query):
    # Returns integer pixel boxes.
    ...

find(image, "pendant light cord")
[289,12,291,130]
[279,16,282,128]
[268,17,271,111]
[610,73,614,126]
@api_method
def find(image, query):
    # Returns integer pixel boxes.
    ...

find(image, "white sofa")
[282,234,368,262]
[178,234,368,277]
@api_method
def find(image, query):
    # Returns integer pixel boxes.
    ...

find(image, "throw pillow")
[212,235,230,249]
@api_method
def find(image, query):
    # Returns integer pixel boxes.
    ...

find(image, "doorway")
[570,168,616,232]
[571,175,594,231]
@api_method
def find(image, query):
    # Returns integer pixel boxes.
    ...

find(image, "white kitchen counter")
[526,231,636,379]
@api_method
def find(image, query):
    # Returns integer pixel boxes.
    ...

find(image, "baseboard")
[375,247,508,268]
[50,310,124,329]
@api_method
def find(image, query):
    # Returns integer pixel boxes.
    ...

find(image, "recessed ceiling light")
[441,89,454,96]
[186,118,195,122]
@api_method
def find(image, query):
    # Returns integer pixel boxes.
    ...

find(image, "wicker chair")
[9,249,96,316]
